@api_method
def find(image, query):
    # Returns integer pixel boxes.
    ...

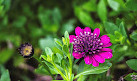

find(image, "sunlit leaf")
[45,47,54,57]
[108,0,120,11]
[54,38,63,47]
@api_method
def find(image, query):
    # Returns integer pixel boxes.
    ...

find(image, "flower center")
[23,46,32,55]
[72,32,103,56]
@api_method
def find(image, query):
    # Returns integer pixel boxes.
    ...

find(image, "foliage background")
[0,0,137,81]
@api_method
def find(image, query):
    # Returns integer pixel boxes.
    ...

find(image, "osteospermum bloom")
[18,43,34,58]
[69,27,113,67]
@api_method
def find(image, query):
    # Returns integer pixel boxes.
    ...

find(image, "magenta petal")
[101,48,112,53]
[93,54,105,63]
[69,35,76,43]
[99,52,113,59]
[84,55,92,65]
[72,52,83,59]
[102,42,112,47]
[84,27,91,33]
[75,26,83,36]
[91,57,99,67]
[93,28,100,38]
[100,35,110,45]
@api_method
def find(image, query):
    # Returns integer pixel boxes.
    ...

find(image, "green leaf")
[39,36,55,50]
[126,0,137,11]
[74,62,112,79]
[38,7,60,32]
[97,0,107,22]
[77,75,88,81]
[62,45,69,54]
[116,18,123,26]
[77,60,85,74]
[104,22,119,34]
[35,65,50,75]
[109,45,123,62]
[119,22,127,37]
[0,49,13,64]
[0,5,4,15]
[126,59,137,71]
[114,31,122,38]
[2,0,10,12]
[40,55,47,61]
[0,0,4,4]
[53,47,63,55]
[130,33,137,41]
[74,6,94,27]
[52,8,62,25]
[107,34,117,44]
[45,47,53,57]
[64,31,69,40]
[30,27,43,38]
[43,61,58,74]
[124,72,137,81]
[62,37,66,45]
[0,65,11,81]
[61,19,75,35]
[12,16,27,28]
[61,58,69,69]
[54,38,63,47]
[56,53,63,63]
[87,75,99,81]
[64,31,70,46]
[107,0,120,11]
[82,0,97,12]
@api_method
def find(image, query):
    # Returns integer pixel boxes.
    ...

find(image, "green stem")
[33,55,55,80]
[68,53,73,81]
[64,69,69,80]
[52,62,67,80]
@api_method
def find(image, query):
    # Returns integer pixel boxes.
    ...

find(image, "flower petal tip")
[84,27,91,33]
[100,35,110,45]
[93,28,100,37]
[75,26,83,36]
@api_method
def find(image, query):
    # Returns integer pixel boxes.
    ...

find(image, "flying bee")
[18,43,34,58]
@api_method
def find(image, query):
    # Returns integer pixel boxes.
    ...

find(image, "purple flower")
[69,27,113,67]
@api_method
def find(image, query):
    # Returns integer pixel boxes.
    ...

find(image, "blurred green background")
[0,0,137,81]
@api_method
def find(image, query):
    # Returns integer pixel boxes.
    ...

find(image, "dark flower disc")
[18,43,34,58]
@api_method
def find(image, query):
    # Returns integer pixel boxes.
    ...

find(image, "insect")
[18,43,34,58]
